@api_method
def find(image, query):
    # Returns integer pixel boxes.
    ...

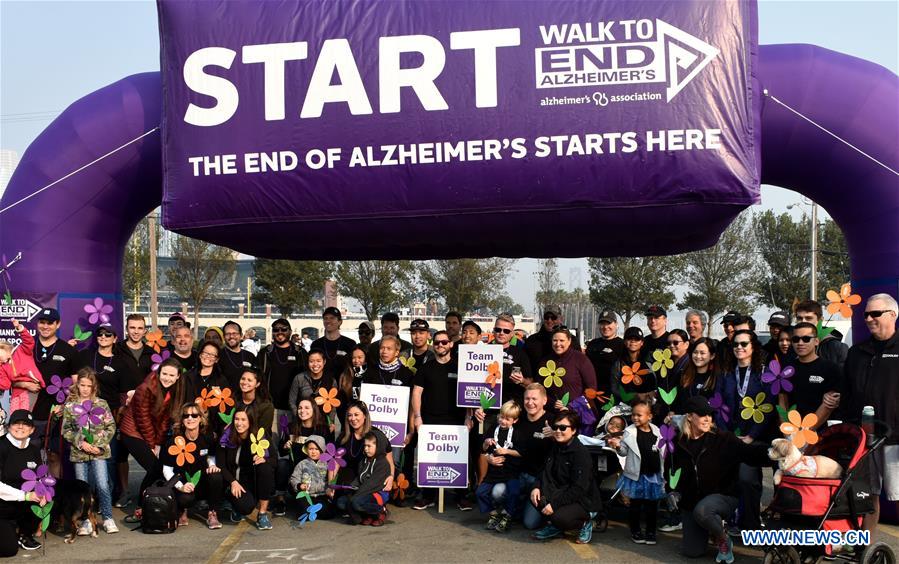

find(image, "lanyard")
[493,425,514,450]
[735,366,751,398]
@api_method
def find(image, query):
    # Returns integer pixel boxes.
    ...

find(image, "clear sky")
[1,0,897,312]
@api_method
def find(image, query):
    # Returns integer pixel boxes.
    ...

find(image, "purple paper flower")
[709,392,731,424]
[47,374,73,404]
[151,350,171,371]
[278,414,290,437]
[657,423,677,459]
[21,465,56,499]
[73,400,104,427]
[320,443,347,472]
[83,297,113,325]
[762,360,795,395]
[219,426,233,448]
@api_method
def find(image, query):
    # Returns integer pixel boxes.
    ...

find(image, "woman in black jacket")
[529,410,602,544]
[667,396,769,563]
[217,407,277,530]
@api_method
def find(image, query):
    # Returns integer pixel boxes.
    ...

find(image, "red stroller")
[763,423,896,564]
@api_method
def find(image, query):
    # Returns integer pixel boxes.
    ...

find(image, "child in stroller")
[579,415,628,532]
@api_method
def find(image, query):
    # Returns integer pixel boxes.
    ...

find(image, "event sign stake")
[419,424,468,513]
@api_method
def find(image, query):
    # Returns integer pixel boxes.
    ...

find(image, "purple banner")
[418,462,468,489]
[157,0,759,259]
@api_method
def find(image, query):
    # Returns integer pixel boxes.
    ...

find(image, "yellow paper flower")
[539,360,566,388]
[651,349,674,377]
[780,410,819,448]
[249,428,270,458]
[741,392,774,424]
[401,355,418,374]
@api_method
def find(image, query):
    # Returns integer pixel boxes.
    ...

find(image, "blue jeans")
[75,458,113,520]
[476,479,520,515]
[519,473,544,530]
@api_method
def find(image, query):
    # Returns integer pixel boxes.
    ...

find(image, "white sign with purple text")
[456,344,503,408]
[360,383,410,447]
[418,425,468,488]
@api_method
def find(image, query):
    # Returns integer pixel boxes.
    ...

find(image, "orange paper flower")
[196,387,221,410]
[621,363,649,386]
[217,388,234,413]
[780,410,819,448]
[146,329,167,353]
[584,388,609,404]
[167,436,196,467]
[826,283,861,319]
[485,361,500,388]
[393,473,410,500]
[315,388,341,414]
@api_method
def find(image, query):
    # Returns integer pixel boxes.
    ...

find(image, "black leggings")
[548,503,591,531]
[628,498,659,534]
[175,472,224,512]
[226,463,275,516]
[0,502,38,558]
[122,435,161,498]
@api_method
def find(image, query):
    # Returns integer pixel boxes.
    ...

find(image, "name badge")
[448,372,458,379]
[602,347,612,354]
[337,350,347,356]
[288,356,296,361]
[200,449,208,456]
[391,379,403,386]
[242,361,252,367]
[532,432,544,439]
[27,461,37,469]
[809,375,824,384]
[103,366,115,372]
[52,355,65,362]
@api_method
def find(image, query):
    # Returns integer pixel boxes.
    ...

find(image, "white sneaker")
[76,519,93,536]
[103,518,119,534]
[659,522,683,532]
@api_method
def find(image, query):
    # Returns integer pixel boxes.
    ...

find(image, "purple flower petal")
[782,366,795,379]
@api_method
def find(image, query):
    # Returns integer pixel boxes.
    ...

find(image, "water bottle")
[861,406,875,447]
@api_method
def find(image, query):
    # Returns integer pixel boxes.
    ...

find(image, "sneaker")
[716,535,734,564]
[726,524,741,538]
[644,532,657,545]
[456,497,474,511]
[658,521,683,532]
[371,511,386,527]
[413,497,435,511]
[206,510,222,530]
[102,518,119,534]
[113,493,131,508]
[576,518,594,544]
[229,510,243,523]
[77,518,93,536]
[123,508,142,524]
[360,516,373,526]
[495,512,511,533]
[533,524,562,540]
[632,531,646,544]
[18,536,41,551]
[256,512,273,530]
[271,499,287,516]
[485,510,500,530]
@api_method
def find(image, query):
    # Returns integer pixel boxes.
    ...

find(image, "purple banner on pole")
[418,463,468,489]
[157,0,760,260]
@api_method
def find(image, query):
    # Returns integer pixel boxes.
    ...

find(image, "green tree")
[419,259,516,314]
[588,256,683,326]
[166,236,236,332]
[334,260,415,321]
[253,259,332,317]
[123,215,158,310]
[535,259,566,313]
[817,218,850,297]
[752,210,810,310]
[677,212,756,330]
[482,293,525,316]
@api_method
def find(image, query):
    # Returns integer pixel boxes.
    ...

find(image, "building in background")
[0,149,20,199]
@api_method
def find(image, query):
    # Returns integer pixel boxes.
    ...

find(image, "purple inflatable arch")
[0,23,896,343]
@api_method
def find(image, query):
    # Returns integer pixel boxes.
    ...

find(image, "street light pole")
[148,210,159,330]
[810,203,818,300]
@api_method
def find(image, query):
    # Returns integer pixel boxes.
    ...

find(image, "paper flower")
[299,502,322,525]
[167,436,197,467]
[83,297,113,325]
[584,388,608,404]
[479,391,496,411]
[401,356,418,374]
[249,429,270,457]
[539,360,566,388]
[196,387,219,410]
[315,388,341,414]
[657,423,677,459]
[651,349,674,378]
[73,400,104,427]
[709,392,730,423]
[73,324,92,343]
[146,329,167,353]
[151,349,171,371]
[816,320,836,340]
[601,394,616,411]
[216,388,234,413]
[218,407,235,426]
[826,282,861,319]
[218,425,232,448]
[762,359,795,395]
[621,362,649,386]
[31,501,55,533]
[668,468,682,489]
[47,375,73,404]
[21,465,56,499]
[278,414,290,438]
[393,473,410,500]
[485,361,501,388]
[741,392,774,424]
[780,410,819,448]
[658,386,677,405]
[185,470,201,487]
[320,442,347,472]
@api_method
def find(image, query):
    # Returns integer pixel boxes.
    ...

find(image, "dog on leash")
[51,479,98,543]
[768,438,842,485]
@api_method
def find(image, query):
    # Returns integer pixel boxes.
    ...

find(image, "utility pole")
[148,210,159,330]
[247,276,253,314]
[810,203,818,300]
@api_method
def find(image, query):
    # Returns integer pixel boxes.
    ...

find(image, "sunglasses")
[359,330,373,335]
[864,310,892,319]
[543,313,558,321]
[433,339,450,346]
[200,351,219,359]
[732,340,752,349]
[182,413,201,419]
[493,327,512,334]
[272,327,290,333]
[791,335,814,343]
[667,340,684,346]
[97,332,114,338]
[551,424,572,431]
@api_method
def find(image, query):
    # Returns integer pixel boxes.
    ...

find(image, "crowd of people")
[0,295,897,561]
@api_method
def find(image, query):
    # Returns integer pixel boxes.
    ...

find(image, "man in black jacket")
[843,293,898,532]
[585,310,623,393]
[526,305,580,369]
[795,299,848,369]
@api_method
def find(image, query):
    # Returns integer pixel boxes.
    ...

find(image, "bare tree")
[166,236,236,332]
[419,259,515,314]
[334,260,415,321]
[588,256,683,326]
[535,258,566,313]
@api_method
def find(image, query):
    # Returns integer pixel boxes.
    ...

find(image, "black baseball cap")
[96,324,117,337]
[8,409,35,427]
[36,308,60,322]
[767,311,790,327]
[410,319,429,332]
[168,312,186,324]
[322,307,342,319]
[645,305,666,318]
[722,311,741,325]
[272,318,291,329]
[462,320,482,334]
[623,327,644,340]
[684,396,714,417]
[381,312,400,324]
[598,310,617,324]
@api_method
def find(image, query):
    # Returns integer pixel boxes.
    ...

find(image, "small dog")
[51,479,98,543]
[768,438,842,485]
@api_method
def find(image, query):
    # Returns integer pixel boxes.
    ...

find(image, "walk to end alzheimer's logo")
[535,18,719,105]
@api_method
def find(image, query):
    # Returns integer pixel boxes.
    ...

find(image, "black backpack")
[139,477,179,534]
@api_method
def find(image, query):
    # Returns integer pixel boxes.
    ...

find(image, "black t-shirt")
[218,348,257,393]
[362,365,414,388]
[500,344,532,408]
[0,437,44,490]
[259,345,305,410]
[173,350,198,373]
[160,433,214,480]
[32,338,85,420]
[310,335,356,379]
[585,337,625,393]
[414,359,463,425]
[637,428,661,475]
[516,412,553,476]
[483,423,521,482]
[642,332,670,359]
[79,348,131,411]
[786,357,841,415]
